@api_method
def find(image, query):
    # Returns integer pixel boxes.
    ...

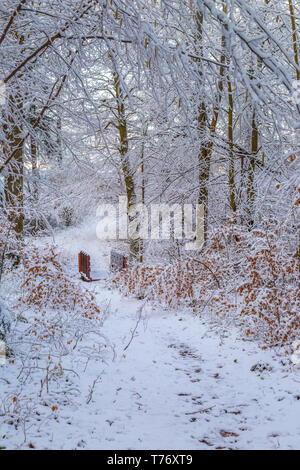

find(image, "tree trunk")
[139,127,147,263]
[57,116,63,164]
[113,73,140,262]
[195,9,226,242]
[288,0,300,81]
[4,90,24,236]
[31,135,38,201]
[246,110,258,229]
[228,76,236,213]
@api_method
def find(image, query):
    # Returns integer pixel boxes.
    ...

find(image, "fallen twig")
[124,302,146,352]
[185,406,215,415]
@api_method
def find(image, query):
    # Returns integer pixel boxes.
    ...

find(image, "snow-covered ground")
[1,222,300,450]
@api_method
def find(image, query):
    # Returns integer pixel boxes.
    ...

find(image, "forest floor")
[1,221,300,450]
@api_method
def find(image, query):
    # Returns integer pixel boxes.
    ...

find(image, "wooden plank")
[78,251,91,281]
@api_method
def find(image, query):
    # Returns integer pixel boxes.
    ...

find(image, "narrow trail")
[5,224,296,450]
[83,284,299,450]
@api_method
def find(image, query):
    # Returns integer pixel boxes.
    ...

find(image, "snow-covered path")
[57,283,299,451]
[1,224,300,450]
[14,277,298,451]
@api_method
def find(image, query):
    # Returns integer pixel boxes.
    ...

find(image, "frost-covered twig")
[124,302,146,352]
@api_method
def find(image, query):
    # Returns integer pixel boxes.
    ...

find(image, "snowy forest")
[0,0,299,451]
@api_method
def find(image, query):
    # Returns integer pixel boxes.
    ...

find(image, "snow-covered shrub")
[113,259,217,309]
[17,245,101,321]
[11,245,105,391]
[113,263,191,307]
[113,217,300,349]
[222,228,299,348]
[24,213,58,235]
[0,300,11,342]
[112,217,247,308]
[196,219,299,349]
[59,205,74,227]
[1,245,107,416]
